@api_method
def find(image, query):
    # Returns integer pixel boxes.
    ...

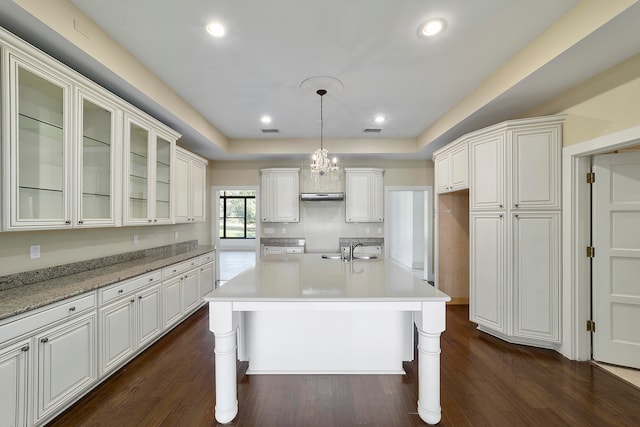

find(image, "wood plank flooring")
[48,305,640,426]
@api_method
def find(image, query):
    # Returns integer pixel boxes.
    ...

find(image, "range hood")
[300,192,344,201]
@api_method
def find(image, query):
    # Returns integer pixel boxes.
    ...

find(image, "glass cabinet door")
[78,92,117,226]
[127,120,151,223]
[154,135,172,223]
[10,57,72,228]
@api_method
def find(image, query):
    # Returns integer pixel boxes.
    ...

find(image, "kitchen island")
[204,253,450,425]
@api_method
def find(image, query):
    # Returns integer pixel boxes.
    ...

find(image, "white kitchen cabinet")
[434,141,468,194]
[175,147,208,223]
[262,246,303,257]
[123,112,178,225]
[162,257,201,328]
[345,168,384,223]
[98,297,135,376]
[162,275,183,330]
[469,131,505,211]
[5,53,74,230]
[0,338,30,427]
[98,271,163,376]
[183,269,200,315]
[511,212,560,342]
[200,261,215,296]
[469,213,506,333]
[34,311,96,424]
[510,125,561,210]
[260,168,299,223]
[468,115,564,348]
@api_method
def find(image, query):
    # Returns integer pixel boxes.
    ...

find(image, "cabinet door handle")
[41,337,49,343]
[21,345,29,352]
[499,205,503,208]
[118,289,124,294]
[138,295,143,300]
[499,214,503,218]
[65,220,71,225]
[69,306,76,312]
[515,214,519,218]
[148,219,152,223]
[154,219,158,222]
[149,278,154,282]
[130,298,135,303]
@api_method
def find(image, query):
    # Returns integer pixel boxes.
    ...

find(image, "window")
[219,190,256,239]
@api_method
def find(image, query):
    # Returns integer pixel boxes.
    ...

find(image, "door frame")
[383,186,433,281]
[562,124,640,360]
[211,185,261,286]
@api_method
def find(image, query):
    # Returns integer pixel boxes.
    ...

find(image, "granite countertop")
[205,253,449,302]
[0,245,214,322]
[260,238,306,247]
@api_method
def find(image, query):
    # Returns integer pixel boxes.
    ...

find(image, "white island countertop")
[206,253,450,302]
[205,253,450,425]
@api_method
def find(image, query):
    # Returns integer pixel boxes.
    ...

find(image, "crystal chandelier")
[310,89,339,180]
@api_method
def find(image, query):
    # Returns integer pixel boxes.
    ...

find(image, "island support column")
[414,301,446,425]
[209,301,238,424]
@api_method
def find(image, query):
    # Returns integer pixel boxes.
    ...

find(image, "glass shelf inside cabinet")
[17,66,66,221]
[81,98,113,220]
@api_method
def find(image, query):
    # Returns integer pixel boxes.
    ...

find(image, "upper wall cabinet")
[261,168,299,223]
[75,86,122,227]
[175,147,208,223]
[123,112,178,226]
[434,141,468,194]
[345,168,384,223]
[2,28,193,231]
[5,55,73,230]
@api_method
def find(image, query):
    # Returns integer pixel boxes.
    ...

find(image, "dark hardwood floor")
[49,305,640,427]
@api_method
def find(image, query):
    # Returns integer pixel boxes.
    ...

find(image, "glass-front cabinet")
[76,87,121,227]
[6,54,73,229]
[124,112,176,225]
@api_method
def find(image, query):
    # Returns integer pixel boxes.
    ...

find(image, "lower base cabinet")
[0,250,215,426]
[0,339,30,427]
[35,312,97,424]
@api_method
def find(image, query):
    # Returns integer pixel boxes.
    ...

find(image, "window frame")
[219,191,256,239]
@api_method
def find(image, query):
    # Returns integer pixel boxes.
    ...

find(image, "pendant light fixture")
[310,89,339,180]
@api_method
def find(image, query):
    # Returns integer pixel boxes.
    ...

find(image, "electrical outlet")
[264,227,274,234]
[365,227,370,234]
[133,234,139,244]
[377,227,383,234]
[281,228,287,234]
[174,231,179,239]
[30,245,40,259]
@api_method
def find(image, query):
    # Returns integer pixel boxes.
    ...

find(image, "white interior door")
[593,151,640,368]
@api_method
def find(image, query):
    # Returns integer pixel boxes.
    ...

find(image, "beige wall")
[527,52,640,146]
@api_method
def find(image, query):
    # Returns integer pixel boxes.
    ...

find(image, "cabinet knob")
[65,220,71,225]
[131,299,135,303]
[154,219,158,222]
[118,289,124,294]
[78,220,84,224]
[69,306,76,312]
[21,345,29,352]
[148,219,152,223]
[499,205,503,208]
[514,203,519,208]
[499,214,503,218]
[138,295,143,299]
[515,214,519,218]
[41,337,49,343]
[149,278,154,282]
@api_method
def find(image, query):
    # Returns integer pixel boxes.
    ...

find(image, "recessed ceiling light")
[418,18,446,38]
[374,115,386,124]
[260,115,272,124]
[206,22,226,38]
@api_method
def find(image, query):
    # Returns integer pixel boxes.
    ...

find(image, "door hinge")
[586,246,595,258]
[587,320,596,332]
[586,172,595,184]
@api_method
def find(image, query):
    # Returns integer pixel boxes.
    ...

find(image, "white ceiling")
[2,0,640,160]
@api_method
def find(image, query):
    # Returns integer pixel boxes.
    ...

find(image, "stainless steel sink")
[321,254,342,259]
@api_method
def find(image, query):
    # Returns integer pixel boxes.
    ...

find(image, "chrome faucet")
[350,242,363,260]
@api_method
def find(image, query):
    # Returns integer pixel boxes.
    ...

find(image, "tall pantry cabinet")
[469,115,563,347]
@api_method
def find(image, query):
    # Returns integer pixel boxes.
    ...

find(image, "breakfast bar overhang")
[205,254,450,425]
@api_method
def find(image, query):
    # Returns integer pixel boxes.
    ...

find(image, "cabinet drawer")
[199,252,215,265]
[162,258,199,279]
[0,293,96,343]
[286,247,303,254]
[99,270,162,305]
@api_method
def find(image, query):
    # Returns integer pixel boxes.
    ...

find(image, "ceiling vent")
[363,128,382,133]
[261,129,279,133]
